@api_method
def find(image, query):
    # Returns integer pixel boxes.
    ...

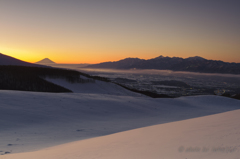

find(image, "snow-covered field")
[1,78,240,158]
[3,109,240,159]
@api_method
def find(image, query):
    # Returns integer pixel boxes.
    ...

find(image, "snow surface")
[0,78,240,158]
[2,109,240,159]
[45,77,142,96]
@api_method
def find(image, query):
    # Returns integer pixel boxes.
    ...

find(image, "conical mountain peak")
[36,58,56,64]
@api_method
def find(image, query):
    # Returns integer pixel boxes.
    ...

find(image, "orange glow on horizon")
[1,42,240,65]
[2,48,240,65]
[1,1,240,65]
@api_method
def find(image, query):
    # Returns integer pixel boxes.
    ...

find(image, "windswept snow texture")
[0,87,239,155]
[3,109,240,159]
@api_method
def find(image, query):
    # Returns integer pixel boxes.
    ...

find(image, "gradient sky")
[0,0,240,64]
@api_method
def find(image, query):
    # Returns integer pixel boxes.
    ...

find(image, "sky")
[0,0,240,64]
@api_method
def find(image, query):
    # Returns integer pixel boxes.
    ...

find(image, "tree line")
[0,66,94,92]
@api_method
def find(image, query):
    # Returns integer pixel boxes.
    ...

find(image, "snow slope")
[0,76,239,158]
[45,77,142,96]
[3,109,240,159]
[0,89,239,155]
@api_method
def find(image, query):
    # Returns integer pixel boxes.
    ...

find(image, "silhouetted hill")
[0,53,44,67]
[86,56,240,74]
[87,58,144,69]
[36,58,56,64]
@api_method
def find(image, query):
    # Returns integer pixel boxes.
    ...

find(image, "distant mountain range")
[0,53,44,67]
[85,56,240,74]
[36,58,56,64]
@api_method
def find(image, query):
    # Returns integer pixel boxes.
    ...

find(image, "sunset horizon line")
[1,52,239,65]
[29,54,240,64]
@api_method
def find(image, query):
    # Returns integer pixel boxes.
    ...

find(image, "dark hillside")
[0,66,92,92]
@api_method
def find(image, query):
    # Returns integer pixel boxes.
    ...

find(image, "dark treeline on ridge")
[0,66,93,93]
[0,65,172,97]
